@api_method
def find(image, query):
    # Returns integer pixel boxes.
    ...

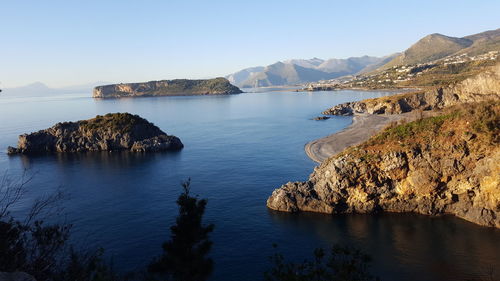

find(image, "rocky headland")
[7,113,183,154]
[323,63,500,115]
[93,78,242,98]
[268,101,500,228]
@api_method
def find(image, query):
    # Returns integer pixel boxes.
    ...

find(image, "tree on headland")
[265,244,379,281]
[149,179,214,281]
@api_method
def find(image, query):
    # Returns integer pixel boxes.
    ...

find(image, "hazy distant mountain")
[357,53,401,74]
[240,62,340,88]
[226,66,265,86]
[284,57,325,69]
[228,56,387,87]
[2,82,54,97]
[2,81,109,97]
[317,56,383,73]
[379,28,500,69]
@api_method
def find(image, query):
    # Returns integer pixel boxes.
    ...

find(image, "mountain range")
[2,81,110,97]
[227,28,500,87]
[378,28,500,70]
[226,55,396,88]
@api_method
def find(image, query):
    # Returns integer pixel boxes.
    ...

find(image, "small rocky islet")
[7,113,183,154]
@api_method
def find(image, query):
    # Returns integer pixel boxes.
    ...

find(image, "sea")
[0,89,498,281]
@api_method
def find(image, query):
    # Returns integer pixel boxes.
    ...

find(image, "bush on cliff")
[364,101,499,152]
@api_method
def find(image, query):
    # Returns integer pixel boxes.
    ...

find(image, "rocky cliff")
[323,63,500,115]
[93,78,242,98]
[7,113,183,154]
[268,102,500,227]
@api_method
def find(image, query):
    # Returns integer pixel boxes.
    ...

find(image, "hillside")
[93,78,242,98]
[380,28,500,70]
[323,62,500,115]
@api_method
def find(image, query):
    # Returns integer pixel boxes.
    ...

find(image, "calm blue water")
[0,90,498,281]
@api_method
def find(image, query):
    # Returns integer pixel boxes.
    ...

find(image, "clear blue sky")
[1,0,499,88]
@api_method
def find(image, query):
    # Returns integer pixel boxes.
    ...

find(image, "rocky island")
[7,113,183,154]
[93,77,242,98]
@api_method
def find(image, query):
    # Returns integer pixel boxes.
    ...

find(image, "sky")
[1,0,499,88]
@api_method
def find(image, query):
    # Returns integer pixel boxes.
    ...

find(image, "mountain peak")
[379,31,482,69]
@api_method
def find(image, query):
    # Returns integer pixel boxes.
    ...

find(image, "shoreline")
[305,112,424,163]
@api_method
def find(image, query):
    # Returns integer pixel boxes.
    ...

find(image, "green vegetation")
[80,113,155,135]
[341,101,500,163]
[148,179,214,281]
[265,244,378,281]
[375,112,459,141]
[468,101,500,143]
[154,78,239,93]
[94,77,242,98]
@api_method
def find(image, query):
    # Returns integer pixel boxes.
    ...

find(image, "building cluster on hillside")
[304,51,499,91]
[443,51,498,66]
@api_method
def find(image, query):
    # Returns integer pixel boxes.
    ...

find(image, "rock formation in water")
[92,78,242,98]
[7,113,183,154]
[268,102,500,228]
[323,63,500,115]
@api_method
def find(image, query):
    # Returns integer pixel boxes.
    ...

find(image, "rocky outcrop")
[268,102,500,228]
[93,78,242,98]
[323,63,500,115]
[312,116,330,121]
[7,113,183,154]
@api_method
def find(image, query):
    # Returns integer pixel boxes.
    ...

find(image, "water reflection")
[268,211,500,281]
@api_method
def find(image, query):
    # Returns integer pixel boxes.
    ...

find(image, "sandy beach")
[305,113,419,163]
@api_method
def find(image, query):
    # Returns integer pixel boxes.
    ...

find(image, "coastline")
[305,112,433,163]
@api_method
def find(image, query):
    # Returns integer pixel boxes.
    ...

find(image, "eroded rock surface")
[323,63,500,115]
[268,102,500,228]
[8,113,183,154]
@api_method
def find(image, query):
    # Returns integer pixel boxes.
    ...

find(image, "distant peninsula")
[93,77,242,98]
[8,113,183,154]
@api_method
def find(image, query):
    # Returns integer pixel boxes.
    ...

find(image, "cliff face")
[8,113,183,154]
[268,102,500,228]
[93,78,242,98]
[324,63,500,115]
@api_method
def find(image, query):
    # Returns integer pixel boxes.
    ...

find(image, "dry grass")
[340,101,499,163]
